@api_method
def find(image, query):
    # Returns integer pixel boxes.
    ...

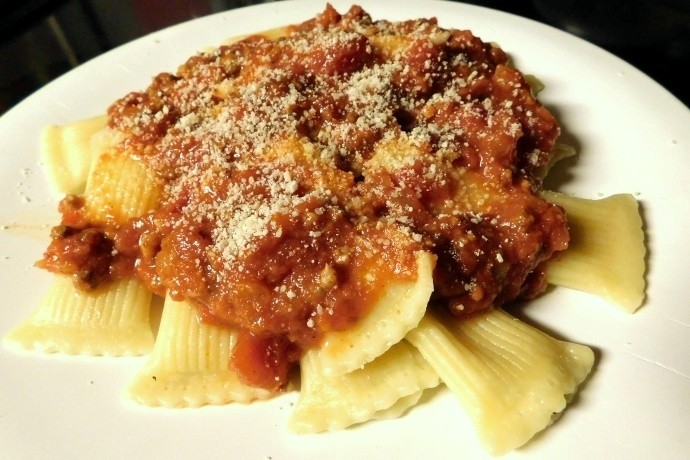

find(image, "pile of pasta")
[4,19,645,458]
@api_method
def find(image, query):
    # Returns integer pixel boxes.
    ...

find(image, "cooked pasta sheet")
[5,132,161,355]
[5,275,154,356]
[543,191,646,312]
[290,340,439,433]
[406,309,594,455]
[40,115,108,194]
[82,151,163,223]
[301,251,435,377]
[128,297,274,407]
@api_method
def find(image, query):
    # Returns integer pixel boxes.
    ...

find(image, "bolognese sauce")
[38,4,568,390]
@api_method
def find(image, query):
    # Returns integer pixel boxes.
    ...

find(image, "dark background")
[1,0,689,114]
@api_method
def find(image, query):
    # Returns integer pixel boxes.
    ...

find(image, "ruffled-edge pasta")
[82,151,163,224]
[4,275,154,356]
[543,191,646,312]
[406,308,594,455]
[4,132,162,356]
[300,250,435,377]
[128,297,274,407]
[289,340,439,433]
[40,115,108,195]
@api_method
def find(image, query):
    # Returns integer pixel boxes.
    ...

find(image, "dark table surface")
[1,0,688,114]
[479,0,690,108]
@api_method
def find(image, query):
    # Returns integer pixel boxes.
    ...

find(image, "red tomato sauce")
[39,5,568,390]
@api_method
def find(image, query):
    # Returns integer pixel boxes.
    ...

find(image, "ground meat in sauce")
[38,4,569,390]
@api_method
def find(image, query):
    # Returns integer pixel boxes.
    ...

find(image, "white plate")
[1,1,689,459]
